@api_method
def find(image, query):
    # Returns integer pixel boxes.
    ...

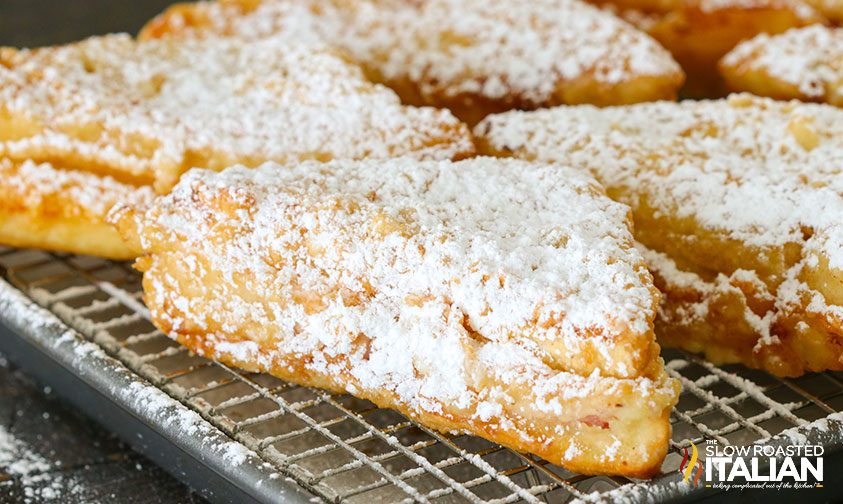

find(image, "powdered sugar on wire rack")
[0,407,85,502]
[0,246,841,503]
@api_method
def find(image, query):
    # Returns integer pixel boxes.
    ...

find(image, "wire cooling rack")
[0,246,841,503]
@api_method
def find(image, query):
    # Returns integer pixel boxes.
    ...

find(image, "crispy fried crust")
[803,0,843,21]
[113,158,679,477]
[164,330,677,478]
[0,35,473,193]
[640,246,843,377]
[139,0,684,125]
[599,0,821,97]
[0,159,154,260]
[475,95,843,377]
[720,25,843,107]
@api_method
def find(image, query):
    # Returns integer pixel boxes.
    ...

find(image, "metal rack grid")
[0,245,841,503]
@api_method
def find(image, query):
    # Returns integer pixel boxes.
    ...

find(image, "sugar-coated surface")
[477,95,843,349]
[477,95,843,269]
[0,34,471,186]
[723,25,843,99]
[122,158,680,471]
[160,0,681,104]
[1,159,155,216]
[127,158,668,405]
[0,278,269,497]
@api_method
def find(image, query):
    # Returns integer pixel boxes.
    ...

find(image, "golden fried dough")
[598,0,821,97]
[721,25,843,106]
[0,159,154,260]
[0,34,473,193]
[476,94,843,377]
[112,157,679,477]
[140,0,685,125]
[803,0,843,21]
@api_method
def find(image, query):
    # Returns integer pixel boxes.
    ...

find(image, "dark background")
[0,0,175,47]
[1,3,206,502]
[0,357,205,503]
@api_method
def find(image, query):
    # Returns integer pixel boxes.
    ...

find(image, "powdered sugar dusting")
[156,0,682,104]
[0,425,86,503]
[478,95,843,262]
[0,278,267,481]
[723,25,843,100]
[0,279,62,334]
[477,95,843,354]
[119,381,257,467]
[754,412,843,450]
[573,479,694,503]
[0,34,472,191]
[129,157,659,379]
[0,159,154,217]
[639,245,785,348]
[123,157,679,469]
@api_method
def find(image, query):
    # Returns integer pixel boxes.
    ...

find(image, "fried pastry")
[721,25,843,107]
[803,0,843,21]
[0,158,154,260]
[111,157,680,477]
[0,34,473,193]
[139,0,685,125]
[596,0,821,97]
[476,94,843,377]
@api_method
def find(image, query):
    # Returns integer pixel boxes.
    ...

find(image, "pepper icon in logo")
[678,441,705,487]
